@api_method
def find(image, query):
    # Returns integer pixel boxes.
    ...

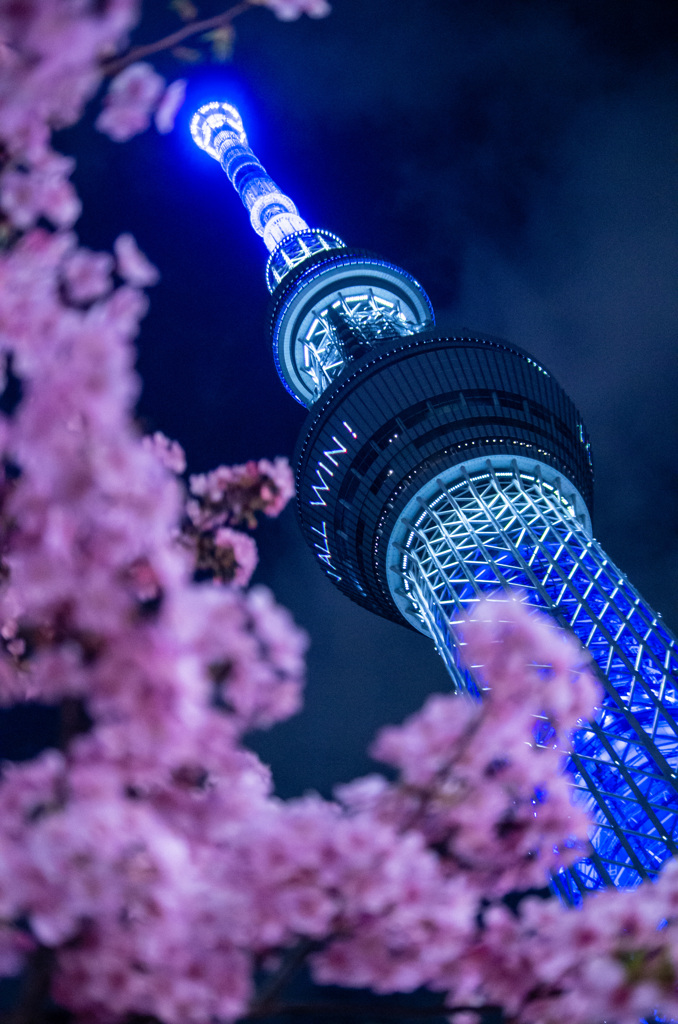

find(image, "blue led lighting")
[265,228,346,292]
[191,101,309,251]
[398,468,678,902]
[190,100,246,157]
[271,253,435,405]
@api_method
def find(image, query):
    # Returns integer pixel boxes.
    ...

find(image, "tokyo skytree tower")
[191,101,678,903]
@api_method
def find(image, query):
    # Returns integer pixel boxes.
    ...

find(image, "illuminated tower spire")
[192,102,678,902]
[191,102,329,266]
[191,101,434,404]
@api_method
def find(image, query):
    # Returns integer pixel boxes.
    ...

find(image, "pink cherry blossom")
[0,2,138,165]
[155,78,187,135]
[62,246,114,304]
[264,0,332,21]
[348,597,600,897]
[96,61,166,142]
[114,231,160,287]
[214,526,259,585]
[0,152,81,230]
[142,430,187,475]
[188,457,295,530]
[0,924,33,977]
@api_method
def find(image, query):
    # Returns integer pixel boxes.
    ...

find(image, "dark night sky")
[40,0,678,798]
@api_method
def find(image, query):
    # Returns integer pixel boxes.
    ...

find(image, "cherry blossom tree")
[0,3,676,1023]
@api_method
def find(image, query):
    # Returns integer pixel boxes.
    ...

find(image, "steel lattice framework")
[300,290,427,401]
[392,463,678,900]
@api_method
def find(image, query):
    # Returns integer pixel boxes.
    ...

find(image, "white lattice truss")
[396,465,678,898]
[301,291,425,401]
[266,230,344,292]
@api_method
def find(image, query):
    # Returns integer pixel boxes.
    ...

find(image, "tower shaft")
[389,461,678,900]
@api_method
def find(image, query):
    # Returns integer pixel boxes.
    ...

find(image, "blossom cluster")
[183,457,295,585]
[455,863,678,1023]
[0,6,307,1019]
[341,602,598,898]
[0,207,308,1024]
[326,602,678,1022]
[96,62,187,142]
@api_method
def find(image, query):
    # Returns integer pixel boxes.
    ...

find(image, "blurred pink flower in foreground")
[114,231,160,287]
[0,3,675,1024]
[265,0,332,20]
[96,61,165,142]
[97,63,188,142]
[0,152,81,230]
[155,78,187,135]
[62,246,114,304]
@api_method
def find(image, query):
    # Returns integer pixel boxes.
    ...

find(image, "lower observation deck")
[294,330,593,621]
[387,461,678,899]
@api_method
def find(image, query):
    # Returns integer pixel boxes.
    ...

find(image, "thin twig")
[101,1,256,77]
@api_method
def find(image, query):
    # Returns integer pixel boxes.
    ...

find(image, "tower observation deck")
[191,102,678,902]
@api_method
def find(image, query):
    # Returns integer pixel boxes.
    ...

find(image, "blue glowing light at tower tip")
[189,98,313,257]
[190,100,246,158]
[190,98,354,299]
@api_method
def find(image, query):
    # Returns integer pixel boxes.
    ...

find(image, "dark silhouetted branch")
[101,1,255,77]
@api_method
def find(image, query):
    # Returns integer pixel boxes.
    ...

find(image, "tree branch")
[101,1,256,78]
